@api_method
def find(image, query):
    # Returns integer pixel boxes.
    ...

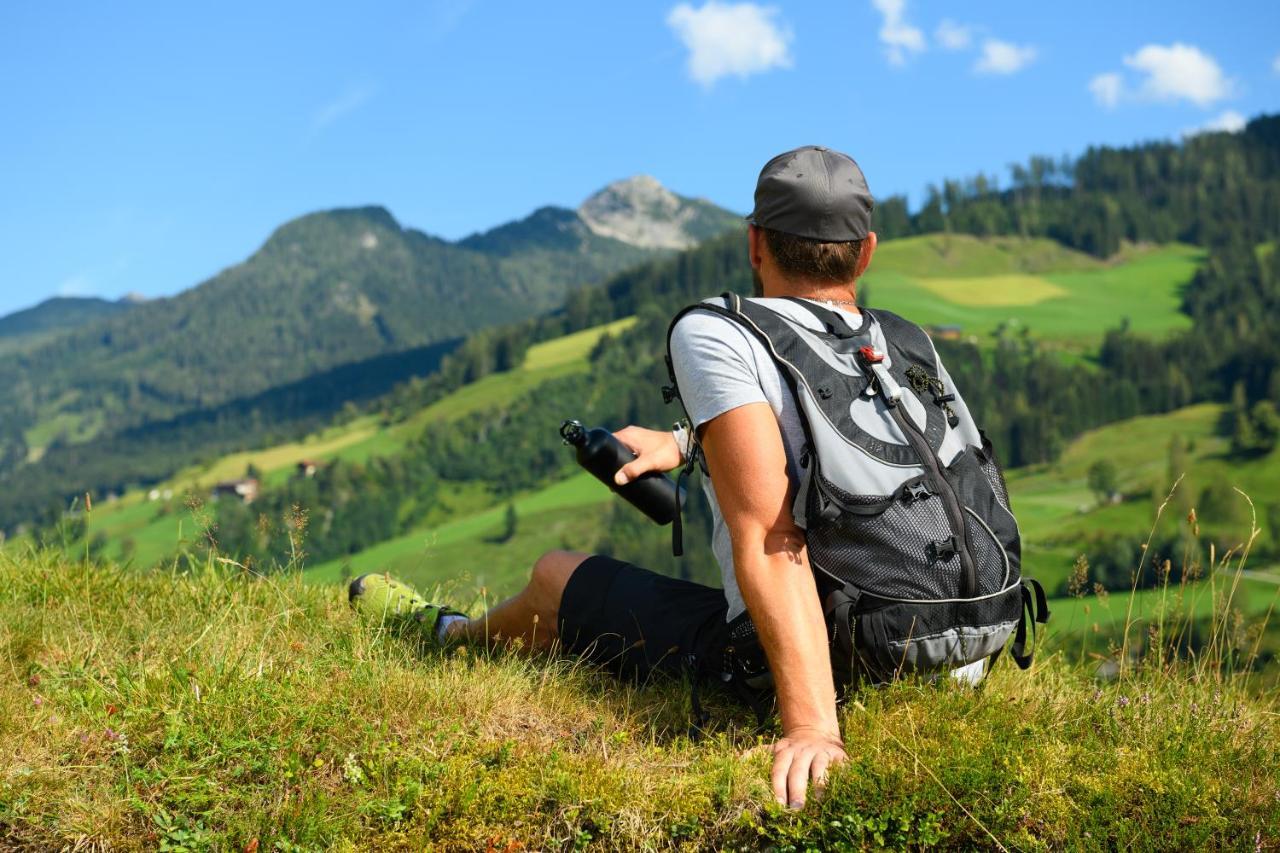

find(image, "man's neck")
[760,278,860,311]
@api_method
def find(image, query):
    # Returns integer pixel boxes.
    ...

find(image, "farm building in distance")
[296,459,321,478]
[212,478,259,503]
[927,324,963,341]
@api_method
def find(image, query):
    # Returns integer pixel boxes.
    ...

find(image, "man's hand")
[772,726,846,809]
[611,425,683,485]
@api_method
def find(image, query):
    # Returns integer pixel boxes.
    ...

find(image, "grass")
[3,543,1278,849]
[1009,402,1280,594]
[865,236,1202,346]
[303,472,611,593]
[914,273,1067,307]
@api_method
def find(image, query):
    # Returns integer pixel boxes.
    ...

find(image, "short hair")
[762,227,864,283]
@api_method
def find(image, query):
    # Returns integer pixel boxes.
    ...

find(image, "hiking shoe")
[348,573,466,643]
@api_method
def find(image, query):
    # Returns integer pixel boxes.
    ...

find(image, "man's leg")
[448,550,588,650]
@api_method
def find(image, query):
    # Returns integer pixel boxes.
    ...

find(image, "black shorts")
[557,555,730,682]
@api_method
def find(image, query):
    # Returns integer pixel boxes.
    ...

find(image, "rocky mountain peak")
[578,175,708,250]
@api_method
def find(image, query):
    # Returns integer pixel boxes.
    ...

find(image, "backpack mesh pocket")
[963,508,1012,594]
[807,474,963,600]
[977,434,1011,512]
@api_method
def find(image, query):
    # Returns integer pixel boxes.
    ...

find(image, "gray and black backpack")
[664,293,1049,696]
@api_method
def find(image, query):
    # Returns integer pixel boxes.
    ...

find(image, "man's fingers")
[770,750,792,806]
[614,458,654,486]
[810,752,832,799]
[786,749,813,810]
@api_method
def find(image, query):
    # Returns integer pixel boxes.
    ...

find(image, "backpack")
[664,293,1049,694]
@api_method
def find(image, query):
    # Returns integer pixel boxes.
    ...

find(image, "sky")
[1,1,1277,317]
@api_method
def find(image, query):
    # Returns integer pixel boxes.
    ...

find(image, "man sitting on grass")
[352,146,896,810]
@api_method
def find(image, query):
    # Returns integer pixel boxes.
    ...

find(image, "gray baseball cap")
[747,146,874,242]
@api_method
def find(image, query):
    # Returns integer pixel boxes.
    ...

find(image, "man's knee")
[528,550,588,611]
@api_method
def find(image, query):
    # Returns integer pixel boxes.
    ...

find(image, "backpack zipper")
[885,395,978,598]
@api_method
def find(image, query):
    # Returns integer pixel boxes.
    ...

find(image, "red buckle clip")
[858,346,885,364]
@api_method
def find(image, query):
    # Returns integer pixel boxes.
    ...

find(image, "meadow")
[863,235,1201,346]
[2,544,1277,849]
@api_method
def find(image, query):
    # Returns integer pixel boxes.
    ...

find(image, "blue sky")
[1,1,1277,316]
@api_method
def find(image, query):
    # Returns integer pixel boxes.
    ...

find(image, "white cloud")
[666,2,793,88]
[974,39,1036,75]
[1123,43,1232,107]
[934,19,972,51]
[1273,53,1280,75]
[871,0,925,66]
[1183,109,1247,137]
[1089,72,1125,108]
[311,84,376,131]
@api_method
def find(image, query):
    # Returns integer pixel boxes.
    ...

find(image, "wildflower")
[1140,692,1151,704]
[1092,689,1103,702]
[105,728,120,741]
[1116,696,1130,708]
[27,674,40,688]
[106,703,118,716]
[32,695,43,707]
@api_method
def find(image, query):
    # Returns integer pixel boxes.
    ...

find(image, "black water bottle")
[560,419,683,525]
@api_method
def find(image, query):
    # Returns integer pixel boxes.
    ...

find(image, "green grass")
[865,236,1202,347]
[67,317,637,569]
[1008,402,1280,595]
[3,549,1278,849]
[304,472,610,590]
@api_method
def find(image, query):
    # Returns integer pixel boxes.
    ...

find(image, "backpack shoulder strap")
[864,308,938,369]
[778,296,860,339]
[663,293,738,403]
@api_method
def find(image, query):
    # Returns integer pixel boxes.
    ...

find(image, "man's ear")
[856,231,878,279]
[747,224,765,271]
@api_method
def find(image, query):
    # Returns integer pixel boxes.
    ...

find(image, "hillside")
[0,179,738,466]
[63,317,636,570]
[2,549,1277,848]
[0,295,134,347]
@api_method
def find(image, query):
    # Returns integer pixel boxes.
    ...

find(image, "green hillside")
[864,236,1202,345]
[0,296,133,353]
[4,208,656,449]
[61,317,635,570]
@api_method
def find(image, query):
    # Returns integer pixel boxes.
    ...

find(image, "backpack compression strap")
[1009,578,1051,669]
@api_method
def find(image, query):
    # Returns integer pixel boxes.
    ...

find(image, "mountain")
[0,296,133,345]
[0,182,739,469]
[578,175,742,249]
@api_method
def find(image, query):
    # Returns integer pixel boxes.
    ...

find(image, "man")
[352,146,897,809]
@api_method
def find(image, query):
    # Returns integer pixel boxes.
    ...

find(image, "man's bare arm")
[700,402,844,809]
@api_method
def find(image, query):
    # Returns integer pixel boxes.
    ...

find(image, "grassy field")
[68,318,636,570]
[865,236,1202,346]
[3,549,1277,849]
[1009,403,1280,593]
[303,472,612,594]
